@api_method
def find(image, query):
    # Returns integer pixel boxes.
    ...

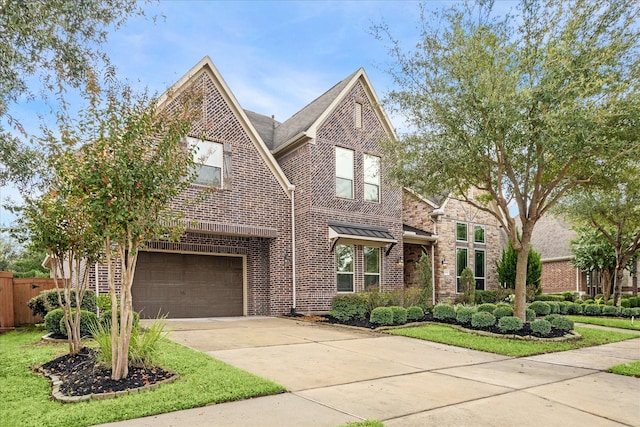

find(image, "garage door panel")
[132,252,243,318]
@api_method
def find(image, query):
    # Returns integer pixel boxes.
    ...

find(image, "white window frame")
[456,247,468,293]
[363,154,380,203]
[474,249,486,290]
[335,147,354,199]
[456,222,468,242]
[364,246,381,291]
[474,225,485,244]
[188,137,223,188]
[336,244,354,292]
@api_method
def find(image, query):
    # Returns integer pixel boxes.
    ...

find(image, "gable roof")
[255,68,397,155]
[530,215,576,260]
[158,56,293,197]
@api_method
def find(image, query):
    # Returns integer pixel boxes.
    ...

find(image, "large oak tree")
[375,0,639,319]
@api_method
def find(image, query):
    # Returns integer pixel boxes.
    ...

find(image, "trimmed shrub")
[459,267,476,304]
[471,312,496,328]
[629,296,640,308]
[528,301,551,316]
[44,308,65,335]
[406,306,424,321]
[390,306,408,325]
[525,308,536,322]
[535,294,565,302]
[28,289,97,318]
[498,316,523,333]
[549,315,574,332]
[530,319,552,336]
[477,303,497,314]
[474,290,497,304]
[433,304,456,321]
[456,306,476,324]
[620,299,631,309]
[99,310,140,329]
[567,303,584,315]
[583,304,602,316]
[370,307,394,326]
[562,292,578,302]
[59,309,98,338]
[602,305,620,316]
[493,305,514,319]
[621,307,640,317]
[557,302,569,314]
[583,299,594,304]
[546,301,560,314]
[330,294,368,321]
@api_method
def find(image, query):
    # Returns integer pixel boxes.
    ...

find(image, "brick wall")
[541,259,582,294]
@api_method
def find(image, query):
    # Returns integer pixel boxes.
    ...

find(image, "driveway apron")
[100,317,640,427]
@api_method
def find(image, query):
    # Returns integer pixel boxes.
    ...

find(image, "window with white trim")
[456,222,468,242]
[336,244,354,292]
[189,137,223,188]
[474,225,485,243]
[364,246,380,291]
[474,249,485,290]
[363,154,380,203]
[456,247,468,293]
[335,147,354,199]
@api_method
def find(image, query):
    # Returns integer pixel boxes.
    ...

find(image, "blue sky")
[1,0,518,230]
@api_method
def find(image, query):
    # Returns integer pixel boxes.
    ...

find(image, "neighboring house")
[402,188,505,302]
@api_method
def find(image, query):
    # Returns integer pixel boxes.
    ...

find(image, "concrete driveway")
[101,317,640,427]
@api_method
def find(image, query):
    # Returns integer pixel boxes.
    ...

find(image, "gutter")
[289,184,297,314]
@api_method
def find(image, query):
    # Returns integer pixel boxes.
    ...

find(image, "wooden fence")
[0,272,56,331]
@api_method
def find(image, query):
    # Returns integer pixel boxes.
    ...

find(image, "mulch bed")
[37,347,175,397]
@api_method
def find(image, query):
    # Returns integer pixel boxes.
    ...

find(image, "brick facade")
[540,259,584,294]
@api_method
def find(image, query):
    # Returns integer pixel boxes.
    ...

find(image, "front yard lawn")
[388,324,638,357]
[608,360,640,377]
[0,327,285,427]
[566,315,640,331]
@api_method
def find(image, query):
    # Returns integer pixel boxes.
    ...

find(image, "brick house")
[402,189,506,302]
[81,57,510,317]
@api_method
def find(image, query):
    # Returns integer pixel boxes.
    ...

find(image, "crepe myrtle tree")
[374,0,640,320]
[44,80,203,380]
[17,149,102,355]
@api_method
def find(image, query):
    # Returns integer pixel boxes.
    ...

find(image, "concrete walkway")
[99,317,640,427]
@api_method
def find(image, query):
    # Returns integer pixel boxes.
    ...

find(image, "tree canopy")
[375,0,640,319]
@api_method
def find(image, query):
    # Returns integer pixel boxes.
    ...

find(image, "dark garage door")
[132,252,243,318]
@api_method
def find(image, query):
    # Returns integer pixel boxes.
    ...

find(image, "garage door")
[132,252,243,318]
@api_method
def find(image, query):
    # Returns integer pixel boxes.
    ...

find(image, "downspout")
[290,184,297,314]
[431,245,436,304]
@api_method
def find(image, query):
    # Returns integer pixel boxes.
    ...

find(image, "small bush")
[93,317,168,367]
[390,306,408,325]
[433,304,457,321]
[44,308,64,335]
[28,289,97,318]
[535,294,565,302]
[528,301,551,316]
[493,305,514,319]
[530,319,552,336]
[477,303,497,314]
[546,301,560,314]
[548,315,574,332]
[100,309,140,329]
[498,316,523,333]
[557,302,569,314]
[621,307,640,317]
[583,304,602,316]
[525,308,536,322]
[459,267,476,305]
[471,312,496,328]
[59,309,98,338]
[583,299,594,304]
[629,296,640,308]
[620,299,630,308]
[330,294,368,321]
[456,306,476,324]
[567,303,584,315]
[602,305,620,316]
[364,290,386,313]
[562,292,578,302]
[370,307,394,326]
[474,290,497,304]
[406,306,424,321]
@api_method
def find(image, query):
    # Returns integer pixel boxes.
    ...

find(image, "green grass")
[566,315,640,331]
[608,360,640,377]
[0,327,285,427]
[388,324,638,357]
[339,421,385,427]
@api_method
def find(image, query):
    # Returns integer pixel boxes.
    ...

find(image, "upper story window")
[189,137,223,187]
[456,222,468,242]
[474,225,485,243]
[363,154,380,202]
[335,147,354,199]
[355,102,363,128]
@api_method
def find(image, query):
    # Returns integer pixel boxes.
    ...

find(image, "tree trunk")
[513,241,530,321]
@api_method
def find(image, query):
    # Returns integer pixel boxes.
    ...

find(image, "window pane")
[336,177,353,198]
[194,165,221,187]
[364,274,379,291]
[364,247,380,274]
[337,274,354,292]
[363,155,380,184]
[474,250,485,278]
[456,248,468,276]
[192,139,223,168]
[474,225,485,243]
[335,147,354,179]
[336,245,353,272]
[364,183,379,202]
[475,279,485,290]
[456,223,467,241]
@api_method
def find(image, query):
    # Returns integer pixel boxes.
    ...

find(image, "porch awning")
[328,221,397,252]
[403,224,438,244]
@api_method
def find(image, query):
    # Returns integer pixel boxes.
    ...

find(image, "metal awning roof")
[328,221,397,252]
[403,224,438,244]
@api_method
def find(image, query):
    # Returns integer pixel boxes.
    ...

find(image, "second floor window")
[474,225,485,243]
[456,222,468,242]
[189,137,223,187]
[335,147,354,199]
[363,154,380,202]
